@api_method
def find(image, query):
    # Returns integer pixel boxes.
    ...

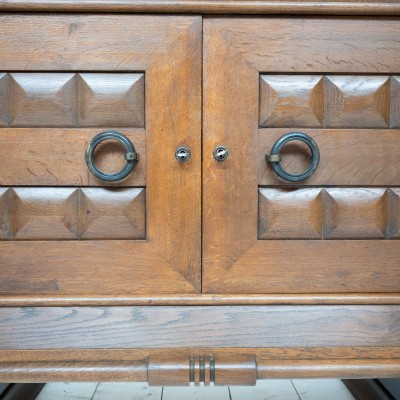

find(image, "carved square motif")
[0,188,11,239]
[0,73,8,126]
[259,75,324,127]
[324,188,388,239]
[77,73,145,127]
[79,188,145,239]
[391,76,400,128]
[9,73,77,127]
[324,75,391,128]
[387,189,400,238]
[11,188,79,239]
[258,188,323,239]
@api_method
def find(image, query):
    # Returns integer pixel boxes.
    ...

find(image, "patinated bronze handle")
[266,132,320,182]
[85,131,139,182]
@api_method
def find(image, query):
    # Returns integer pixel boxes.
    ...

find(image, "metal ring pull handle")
[85,131,139,182]
[266,132,320,182]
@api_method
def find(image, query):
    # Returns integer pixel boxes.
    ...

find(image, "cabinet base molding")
[1,305,400,381]
[0,353,399,383]
[2,294,400,306]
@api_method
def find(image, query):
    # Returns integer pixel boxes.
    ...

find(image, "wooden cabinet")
[1,2,400,384]
[0,14,202,295]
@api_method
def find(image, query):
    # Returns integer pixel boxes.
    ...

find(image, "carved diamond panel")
[9,73,77,127]
[324,188,388,239]
[259,75,324,127]
[387,189,400,238]
[77,73,145,127]
[324,75,391,128]
[79,188,145,239]
[391,76,400,128]
[11,188,79,239]
[0,188,11,239]
[258,188,323,239]
[0,73,8,126]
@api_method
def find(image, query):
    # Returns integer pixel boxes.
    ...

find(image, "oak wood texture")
[259,129,400,186]
[1,306,400,349]
[1,72,145,127]
[148,354,256,386]
[1,347,400,382]
[77,73,144,127]
[0,0,400,15]
[260,75,396,128]
[0,187,145,240]
[259,188,397,239]
[203,17,400,293]
[0,241,196,294]
[2,294,400,307]
[0,129,146,186]
[0,14,202,293]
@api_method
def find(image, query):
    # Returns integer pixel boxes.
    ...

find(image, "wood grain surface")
[259,129,400,186]
[0,187,146,240]
[0,241,196,295]
[1,347,400,381]
[0,306,399,349]
[0,0,399,15]
[258,187,400,239]
[0,128,146,186]
[260,75,396,128]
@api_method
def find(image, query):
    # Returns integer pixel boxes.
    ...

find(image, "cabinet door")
[203,17,400,293]
[0,14,201,296]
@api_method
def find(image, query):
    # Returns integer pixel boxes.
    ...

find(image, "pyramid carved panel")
[259,188,394,239]
[324,188,388,239]
[0,72,145,127]
[11,188,80,239]
[259,75,324,127]
[324,75,391,128]
[0,73,8,126]
[79,188,146,239]
[1,187,146,240]
[9,73,77,127]
[392,76,400,128]
[388,188,400,238]
[258,188,323,239]
[0,188,11,239]
[259,75,395,128]
[77,73,145,127]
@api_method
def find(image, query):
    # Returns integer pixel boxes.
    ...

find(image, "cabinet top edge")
[0,0,400,16]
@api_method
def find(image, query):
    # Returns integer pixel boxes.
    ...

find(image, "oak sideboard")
[0,0,400,385]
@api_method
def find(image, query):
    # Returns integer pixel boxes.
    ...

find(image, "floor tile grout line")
[228,386,233,400]
[290,380,303,400]
[90,382,100,400]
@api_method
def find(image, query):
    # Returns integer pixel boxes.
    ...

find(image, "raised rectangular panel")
[324,75,391,128]
[9,73,77,127]
[77,73,145,127]
[0,73,8,126]
[11,188,80,240]
[258,188,323,239]
[79,188,146,239]
[391,76,400,128]
[259,75,324,127]
[324,188,388,239]
[0,188,11,239]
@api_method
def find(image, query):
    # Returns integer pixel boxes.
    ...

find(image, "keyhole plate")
[213,146,229,161]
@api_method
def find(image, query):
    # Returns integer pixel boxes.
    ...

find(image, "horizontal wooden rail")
[0,1,399,15]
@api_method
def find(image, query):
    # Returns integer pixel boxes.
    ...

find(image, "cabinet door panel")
[0,14,201,296]
[203,17,400,294]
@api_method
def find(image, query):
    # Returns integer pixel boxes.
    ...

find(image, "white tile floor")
[35,380,355,400]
